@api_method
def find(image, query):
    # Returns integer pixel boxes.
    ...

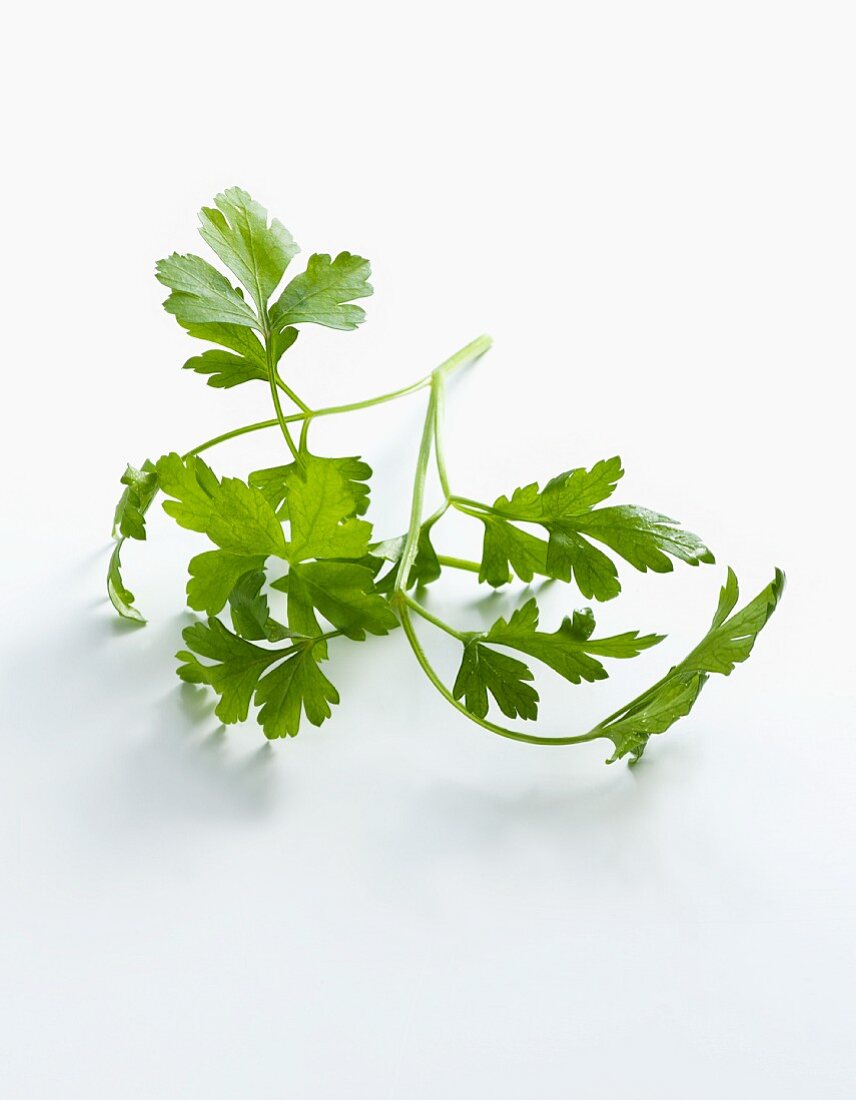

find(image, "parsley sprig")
[108,187,784,764]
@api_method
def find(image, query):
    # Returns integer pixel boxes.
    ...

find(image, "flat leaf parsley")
[107,187,784,764]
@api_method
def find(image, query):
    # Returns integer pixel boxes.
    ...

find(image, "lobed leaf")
[198,186,299,309]
[156,253,259,329]
[270,252,372,331]
[600,569,785,763]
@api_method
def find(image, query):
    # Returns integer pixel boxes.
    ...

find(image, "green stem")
[261,309,301,463]
[183,419,280,459]
[181,371,448,461]
[449,495,499,517]
[436,554,481,574]
[394,384,438,595]
[401,592,468,641]
[393,336,492,595]
[432,370,452,498]
[277,373,311,413]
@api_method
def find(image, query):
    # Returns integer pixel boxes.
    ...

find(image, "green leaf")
[250,453,372,523]
[572,505,715,573]
[112,460,158,540]
[601,674,707,764]
[177,617,284,725]
[107,541,145,623]
[479,457,713,598]
[453,641,539,721]
[186,550,266,614]
[283,453,372,562]
[479,516,549,587]
[179,319,267,359]
[544,529,620,600]
[600,568,785,763]
[182,349,268,389]
[270,252,372,331]
[682,567,785,675]
[205,478,287,558]
[372,525,442,592]
[228,570,289,642]
[496,457,623,518]
[180,324,298,386]
[156,455,287,559]
[282,561,398,641]
[483,597,663,685]
[254,647,340,738]
[198,187,299,309]
[156,253,259,329]
[155,452,219,532]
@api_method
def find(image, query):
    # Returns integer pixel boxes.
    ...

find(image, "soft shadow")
[78,682,282,837]
[394,733,701,861]
[5,581,287,838]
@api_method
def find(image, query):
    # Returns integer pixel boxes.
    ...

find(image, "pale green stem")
[432,370,452,498]
[261,307,301,463]
[436,555,481,574]
[400,592,468,641]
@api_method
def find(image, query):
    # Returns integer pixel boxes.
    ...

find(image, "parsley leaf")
[451,597,662,721]
[155,452,219,532]
[478,517,549,587]
[108,460,160,622]
[471,457,713,598]
[112,461,158,540]
[269,252,372,331]
[178,617,338,737]
[107,542,144,623]
[109,189,783,771]
[186,550,267,615]
[282,453,372,561]
[205,478,287,557]
[254,647,340,738]
[179,323,298,388]
[249,453,372,522]
[156,453,287,558]
[197,186,299,310]
[177,618,284,724]
[371,525,442,592]
[600,568,785,763]
[279,561,398,641]
[228,570,289,642]
[453,643,539,720]
[482,597,663,685]
[156,253,259,329]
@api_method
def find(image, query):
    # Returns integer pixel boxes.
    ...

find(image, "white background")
[2,2,855,1096]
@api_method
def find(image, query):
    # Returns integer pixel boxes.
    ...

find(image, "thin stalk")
[181,338,492,462]
[449,495,499,516]
[183,419,279,459]
[261,307,301,463]
[393,336,492,595]
[394,384,438,595]
[432,370,452,498]
[401,592,468,641]
[277,374,311,413]
[436,555,481,574]
[390,334,606,748]
[423,500,450,530]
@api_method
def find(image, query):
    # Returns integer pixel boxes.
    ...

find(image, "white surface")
[3,2,855,1096]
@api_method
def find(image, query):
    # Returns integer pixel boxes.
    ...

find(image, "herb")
[107,187,784,764]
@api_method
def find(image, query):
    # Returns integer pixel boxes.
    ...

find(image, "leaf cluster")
[106,187,783,766]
